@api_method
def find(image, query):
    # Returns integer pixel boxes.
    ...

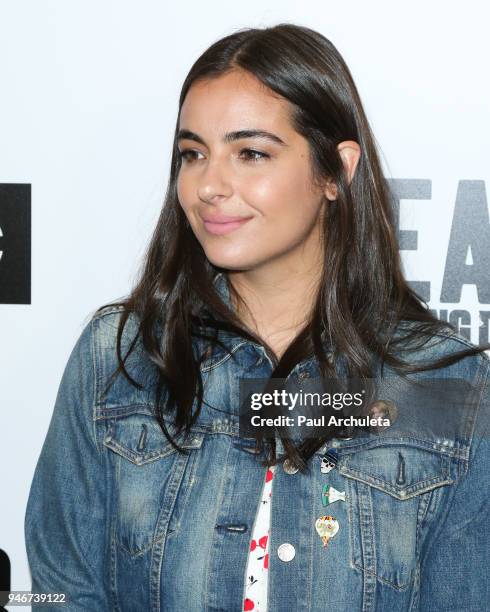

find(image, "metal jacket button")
[283,458,299,474]
[277,542,296,562]
[298,371,310,381]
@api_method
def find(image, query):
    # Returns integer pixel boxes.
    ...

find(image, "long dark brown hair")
[95,23,490,472]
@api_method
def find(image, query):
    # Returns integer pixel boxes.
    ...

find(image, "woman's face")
[176,70,327,271]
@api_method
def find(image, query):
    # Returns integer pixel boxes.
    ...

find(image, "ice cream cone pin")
[322,484,346,506]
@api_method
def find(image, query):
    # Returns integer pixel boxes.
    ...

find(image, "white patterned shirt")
[242,465,277,611]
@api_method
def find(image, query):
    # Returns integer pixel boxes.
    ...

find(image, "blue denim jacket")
[25,273,490,611]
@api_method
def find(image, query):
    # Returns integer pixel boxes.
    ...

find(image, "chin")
[203,246,259,272]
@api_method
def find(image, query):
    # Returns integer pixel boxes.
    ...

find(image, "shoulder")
[89,304,143,349]
[392,321,490,434]
[81,304,148,378]
[386,321,490,428]
[80,304,161,410]
[392,320,490,374]
[91,303,133,328]
[430,324,490,356]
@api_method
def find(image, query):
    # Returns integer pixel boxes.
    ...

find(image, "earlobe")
[324,182,337,202]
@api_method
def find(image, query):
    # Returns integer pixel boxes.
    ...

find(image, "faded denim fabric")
[25,273,490,611]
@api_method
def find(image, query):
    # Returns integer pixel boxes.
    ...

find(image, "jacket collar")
[194,271,332,373]
[211,270,331,346]
[192,271,257,363]
[212,271,231,306]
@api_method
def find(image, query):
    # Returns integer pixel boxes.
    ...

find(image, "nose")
[197,158,233,204]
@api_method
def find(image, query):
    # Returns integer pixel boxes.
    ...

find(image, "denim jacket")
[25,273,490,611]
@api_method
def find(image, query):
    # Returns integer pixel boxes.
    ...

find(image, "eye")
[177,147,270,164]
[239,148,270,162]
[178,149,203,163]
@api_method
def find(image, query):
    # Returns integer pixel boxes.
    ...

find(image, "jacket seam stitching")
[90,317,102,455]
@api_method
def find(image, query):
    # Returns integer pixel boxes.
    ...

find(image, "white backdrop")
[0,0,489,602]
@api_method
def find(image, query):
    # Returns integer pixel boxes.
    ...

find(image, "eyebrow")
[177,128,288,147]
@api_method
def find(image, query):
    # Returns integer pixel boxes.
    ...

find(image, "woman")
[25,23,490,611]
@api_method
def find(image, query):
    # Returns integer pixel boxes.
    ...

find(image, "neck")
[226,248,323,352]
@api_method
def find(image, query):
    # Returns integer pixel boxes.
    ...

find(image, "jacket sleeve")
[24,318,111,610]
[418,357,490,612]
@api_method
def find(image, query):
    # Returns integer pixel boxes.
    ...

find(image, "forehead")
[179,70,293,132]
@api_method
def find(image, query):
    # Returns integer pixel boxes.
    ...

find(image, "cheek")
[175,164,322,269]
[247,172,320,229]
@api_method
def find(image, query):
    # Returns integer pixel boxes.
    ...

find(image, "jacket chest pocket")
[103,412,204,557]
[338,442,455,591]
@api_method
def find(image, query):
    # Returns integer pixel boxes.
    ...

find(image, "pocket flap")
[338,441,454,499]
[103,414,204,465]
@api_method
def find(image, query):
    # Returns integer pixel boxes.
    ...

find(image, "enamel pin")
[315,515,340,548]
[321,484,346,507]
[320,448,339,474]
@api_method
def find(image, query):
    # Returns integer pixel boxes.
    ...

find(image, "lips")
[201,213,253,223]
[201,214,253,236]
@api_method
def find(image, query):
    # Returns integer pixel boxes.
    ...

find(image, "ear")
[324,140,361,201]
